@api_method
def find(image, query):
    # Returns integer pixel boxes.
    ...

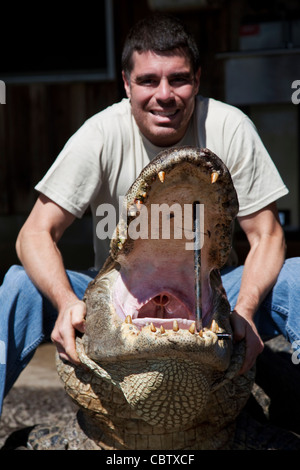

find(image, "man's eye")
[140,79,157,86]
[171,77,189,86]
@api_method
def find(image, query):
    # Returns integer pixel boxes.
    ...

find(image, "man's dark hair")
[122,14,201,79]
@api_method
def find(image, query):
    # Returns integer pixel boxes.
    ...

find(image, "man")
[0,14,299,414]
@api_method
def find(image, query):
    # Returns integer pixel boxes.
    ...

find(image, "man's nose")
[156,78,173,101]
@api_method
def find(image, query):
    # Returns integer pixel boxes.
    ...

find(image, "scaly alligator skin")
[30,147,256,450]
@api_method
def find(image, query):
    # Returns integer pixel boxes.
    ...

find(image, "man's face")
[123,50,201,147]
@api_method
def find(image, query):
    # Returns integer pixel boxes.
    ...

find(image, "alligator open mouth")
[82,147,238,368]
[112,251,198,331]
[109,147,237,333]
[110,258,230,349]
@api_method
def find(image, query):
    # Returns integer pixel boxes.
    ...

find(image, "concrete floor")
[13,343,62,389]
[0,343,76,448]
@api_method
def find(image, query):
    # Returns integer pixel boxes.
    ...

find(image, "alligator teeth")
[173,320,179,332]
[150,322,156,332]
[199,329,203,337]
[211,171,219,184]
[158,171,165,183]
[210,319,219,333]
[160,325,166,334]
[117,237,126,249]
[189,322,196,334]
[125,315,132,324]
[135,200,143,210]
[128,207,137,217]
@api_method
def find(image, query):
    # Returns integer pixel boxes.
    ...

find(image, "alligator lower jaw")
[82,265,232,369]
[122,312,227,337]
[119,314,232,364]
[83,312,232,371]
[83,307,232,371]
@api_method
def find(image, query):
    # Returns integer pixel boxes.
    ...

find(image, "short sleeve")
[225,116,289,217]
[35,119,103,218]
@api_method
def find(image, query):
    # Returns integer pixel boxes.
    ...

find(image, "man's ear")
[122,70,131,99]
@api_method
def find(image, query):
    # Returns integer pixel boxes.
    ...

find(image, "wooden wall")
[0,82,119,215]
[0,81,120,277]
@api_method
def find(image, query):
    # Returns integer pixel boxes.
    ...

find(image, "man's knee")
[2,265,34,293]
[277,258,300,289]
[283,257,300,271]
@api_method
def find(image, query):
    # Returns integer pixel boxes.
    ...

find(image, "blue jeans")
[0,266,97,415]
[0,259,300,415]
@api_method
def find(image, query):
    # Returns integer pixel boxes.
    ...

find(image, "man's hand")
[16,194,85,365]
[231,202,286,375]
[51,300,87,364]
[230,309,264,375]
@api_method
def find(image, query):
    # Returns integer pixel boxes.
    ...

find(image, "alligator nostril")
[153,294,170,306]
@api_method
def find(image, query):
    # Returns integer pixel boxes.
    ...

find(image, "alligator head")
[57,147,255,450]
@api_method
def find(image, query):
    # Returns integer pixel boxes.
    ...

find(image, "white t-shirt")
[35,96,288,269]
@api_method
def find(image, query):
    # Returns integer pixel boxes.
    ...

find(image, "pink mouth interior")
[112,267,213,330]
[132,291,194,329]
[111,169,221,331]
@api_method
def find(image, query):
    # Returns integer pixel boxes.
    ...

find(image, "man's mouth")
[151,109,179,118]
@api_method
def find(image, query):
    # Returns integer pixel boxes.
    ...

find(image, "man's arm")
[231,202,286,374]
[16,194,85,364]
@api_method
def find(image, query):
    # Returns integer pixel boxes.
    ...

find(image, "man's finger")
[71,300,87,333]
[51,303,84,364]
